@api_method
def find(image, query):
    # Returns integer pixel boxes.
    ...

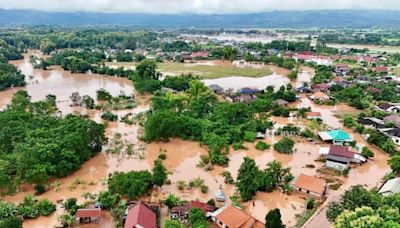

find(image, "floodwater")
[1,53,391,228]
[203,74,290,91]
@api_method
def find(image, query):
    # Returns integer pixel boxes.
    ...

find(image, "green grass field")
[106,62,274,79]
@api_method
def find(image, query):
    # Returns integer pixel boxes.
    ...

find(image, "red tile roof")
[329,145,355,158]
[190,200,216,214]
[75,208,101,218]
[124,202,156,228]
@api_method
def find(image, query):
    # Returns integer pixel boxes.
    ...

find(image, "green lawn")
[106,62,274,79]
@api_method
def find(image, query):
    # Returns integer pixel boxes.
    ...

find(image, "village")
[0,27,400,228]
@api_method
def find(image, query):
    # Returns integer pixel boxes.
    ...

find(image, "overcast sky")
[0,0,399,14]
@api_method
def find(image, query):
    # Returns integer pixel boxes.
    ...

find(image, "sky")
[0,0,399,14]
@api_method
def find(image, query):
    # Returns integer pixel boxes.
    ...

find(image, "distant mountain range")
[1,9,400,28]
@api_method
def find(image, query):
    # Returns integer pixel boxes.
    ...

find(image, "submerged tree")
[265,208,284,228]
[236,157,260,201]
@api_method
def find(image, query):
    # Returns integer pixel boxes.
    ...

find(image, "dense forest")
[0,91,106,194]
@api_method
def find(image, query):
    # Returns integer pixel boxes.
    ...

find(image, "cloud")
[0,0,399,13]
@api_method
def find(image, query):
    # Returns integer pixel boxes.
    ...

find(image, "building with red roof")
[124,202,156,228]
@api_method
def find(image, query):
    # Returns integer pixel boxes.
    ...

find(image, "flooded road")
[1,55,391,228]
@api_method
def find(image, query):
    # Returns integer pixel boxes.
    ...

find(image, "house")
[374,66,390,75]
[293,174,326,198]
[375,103,398,113]
[357,117,385,129]
[318,129,352,145]
[307,112,322,120]
[378,177,400,196]
[357,56,377,66]
[354,76,371,84]
[272,99,289,106]
[310,91,330,102]
[380,128,400,145]
[311,83,330,92]
[293,53,332,66]
[296,86,312,93]
[239,87,259,94]
[190,51,209,59]
[319,145,366,171]
[209,84,224,94]
[75,208,101,223]
[334,63,350,76]
[170,200,217,221]
[384,114,400,127]
[211,205,264,228]
[124,202,156,228]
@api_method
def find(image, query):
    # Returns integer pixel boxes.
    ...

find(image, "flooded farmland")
[0,54,392,228]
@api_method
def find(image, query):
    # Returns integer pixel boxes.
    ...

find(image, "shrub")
[36,199,56,216]
[233,142,247,150]
[255,141,270,151]
[273,137,295,154]
[221,171,235,184]
[306,198,315,210]
[207,199,216,206]
[361,147,374,159]
[177,181,186,190]
[97,191,120,209]
[243,131,257,142]
[34,184,46,195]
[101,111,118,121]
[200,185,209,193]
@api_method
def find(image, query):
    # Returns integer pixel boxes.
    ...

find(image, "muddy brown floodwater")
[1,54,391,228]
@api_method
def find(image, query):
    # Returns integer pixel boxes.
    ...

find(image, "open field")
[106,61,274,79]
[327,43,400,53]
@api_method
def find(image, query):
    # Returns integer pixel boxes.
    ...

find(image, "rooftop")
[75,208,101,218]
[293,174,326,195]
[124,202,156,228]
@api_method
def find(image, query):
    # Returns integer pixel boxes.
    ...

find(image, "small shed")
[76,208,101,223]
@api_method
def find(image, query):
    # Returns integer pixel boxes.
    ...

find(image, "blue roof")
[327,130,351,141]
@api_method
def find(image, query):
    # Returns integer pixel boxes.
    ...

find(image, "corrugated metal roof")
[379,177,400,194]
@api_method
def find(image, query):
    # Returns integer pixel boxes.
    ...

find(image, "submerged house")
[239,87,260,95]
[310,91,330,102]
[211,205,264,228]
[375,103,398,113]
[75,208,101,224]
[307,112,322,120]
[380,128,400,145]
[209,84,224,94]
[358,117,386,129]
[170,200,217,221]
[318,129,352,145]
[293,174,326,198]
[383,114,400,127]
[319,145,366,171]
[272,99,289,106]
[378,177,400,196]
